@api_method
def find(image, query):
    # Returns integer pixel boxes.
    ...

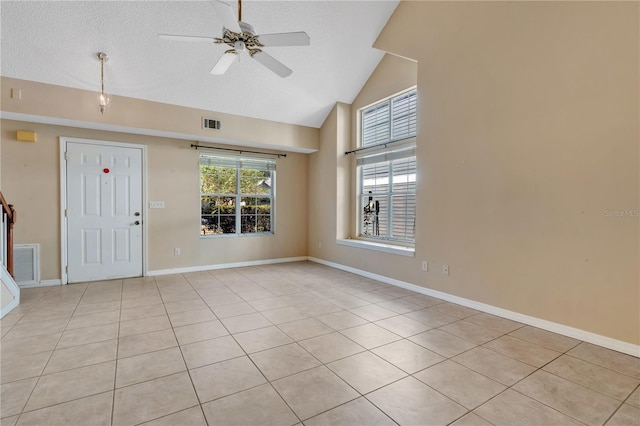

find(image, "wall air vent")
[14,244,40,287]
[202,117,221,130]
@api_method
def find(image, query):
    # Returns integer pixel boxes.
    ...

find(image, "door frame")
[59,137,148,285]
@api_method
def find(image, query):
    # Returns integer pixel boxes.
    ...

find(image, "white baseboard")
[18,279,62,289]
[147,256,308,276]
[309,257,640,358]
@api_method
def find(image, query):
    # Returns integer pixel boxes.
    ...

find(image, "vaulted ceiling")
[1,1,399,128]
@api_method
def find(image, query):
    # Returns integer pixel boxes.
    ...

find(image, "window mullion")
[236,167,241,236]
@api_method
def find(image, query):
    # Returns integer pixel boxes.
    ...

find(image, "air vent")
[14,244,40,287]
[203,117,221,130]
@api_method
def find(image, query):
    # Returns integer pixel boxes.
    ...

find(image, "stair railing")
[0,192,16,277]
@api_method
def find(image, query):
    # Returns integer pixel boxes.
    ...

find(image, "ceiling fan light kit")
[159,0,310,78]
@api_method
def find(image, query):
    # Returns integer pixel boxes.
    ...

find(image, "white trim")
[60,137,147,284]
[0,264,20,319]
[337,239,414,257]
[19,279,62,289]
[1,111,316,154]
[308,257,640,358]
[147,256,307,276]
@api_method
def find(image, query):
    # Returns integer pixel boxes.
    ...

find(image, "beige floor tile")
[121,288,160,301]
[180,335,245,369]
[353,290,396,304]
[340,323,401,349]
[1,352,50,384]
[568,343,640,379]
[237,289,276,301]
[16,304,76,324]
[325,294,369,310]
[430,302,479,319]
[119,314,171,337]
[606,404,640,426]
[140,406,206,426]
[3,318,68,340]
[453,347,536,386]
[173,320,228,345]
[80,292,121,304]
[376,298,424,314]
[372,339,445,373]
[367,376,467,425]
[465,313,524,334]
[120,304,166,322]
[0,378,38,417]
[168,307,216,327]
[163,298,207,314]
[113,372,199,425]
[327,351,406,394]
[24,361,115,412]
[118,329,178,359]
[220,312,272,333]
[233,326,294,354]
[402,294,445,308]
[409,329,477,357]
[474,389,583,425]
[73,300,121,316]
[261,306,309,324]
[66,310,120,330]
[250,343,321,381]
[316,311,369,330]
[627,386,640,408]
[211,302,256,319]
[544,355,640,400]
[0,415,18,425]
[0,333,61,359]
[415,360,506,409]
[349,305,397,322]
[450,412,493,426]
[202,293,244,307]
[190,356,267,403]
[247,296,292,312]
[159,290,202,304]
[299,332,365,363]
[120,295,163,310]
[272,366,359,420]
[440,320,504,344]
[483,335,561,367]
[116,347,186,388]
[513,370,620,426]
[16,391,112,426]
[374,315,432,338]
[56,323,119,349]
[509,326,581,352]
[404,308,458,328]
[202,383,298,426]
[295,300,342,317]
[277,318,334,341]
[304,397,395,426]
[43,339,117,375]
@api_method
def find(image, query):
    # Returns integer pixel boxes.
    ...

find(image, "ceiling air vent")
[202,117,221,130]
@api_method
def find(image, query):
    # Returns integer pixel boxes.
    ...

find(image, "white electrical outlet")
[442,264,449,275]
[149,201,165,209]
[174,248,181,256]
[421,261,428,271]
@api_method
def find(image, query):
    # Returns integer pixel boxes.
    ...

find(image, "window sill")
[336,239,415,257]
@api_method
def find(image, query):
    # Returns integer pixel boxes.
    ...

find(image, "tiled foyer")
[1,261,639,425]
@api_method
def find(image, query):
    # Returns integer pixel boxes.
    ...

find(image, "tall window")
[358,89,417,243]
[200,154,275,236]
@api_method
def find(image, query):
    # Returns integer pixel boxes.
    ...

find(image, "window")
[200,153,275,236]
[358,89,417,243]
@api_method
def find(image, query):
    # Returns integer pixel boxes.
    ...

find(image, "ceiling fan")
[159,0,310,78]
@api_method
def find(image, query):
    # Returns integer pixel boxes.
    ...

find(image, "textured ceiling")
[0,0,399,128]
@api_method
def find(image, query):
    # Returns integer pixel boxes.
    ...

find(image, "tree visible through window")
[200,154,275,236]
[358,88,417,243]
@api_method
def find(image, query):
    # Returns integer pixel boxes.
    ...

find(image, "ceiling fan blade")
[252,51,293,78]
[159,34,217,43]
[258,32,310,47]
[211,52,236,75]
[212,0,241,33]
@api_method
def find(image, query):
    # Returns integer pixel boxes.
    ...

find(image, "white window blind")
[361,88,417,147]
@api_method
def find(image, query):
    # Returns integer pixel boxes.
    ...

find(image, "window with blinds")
[358,88,417,243]
[200,153,275,236]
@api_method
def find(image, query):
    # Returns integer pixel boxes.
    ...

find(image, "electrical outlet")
[149,201,165,209]
[421,261,428,271]
[174,248,181,256]
[442,264,449,275]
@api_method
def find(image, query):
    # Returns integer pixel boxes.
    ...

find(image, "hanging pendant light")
[97,52,110,114]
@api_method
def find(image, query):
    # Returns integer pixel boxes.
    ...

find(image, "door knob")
[134,221,140,225]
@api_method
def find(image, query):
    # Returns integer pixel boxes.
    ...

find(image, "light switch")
[149,201,165,208]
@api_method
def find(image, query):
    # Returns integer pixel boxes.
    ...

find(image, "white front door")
[65,141,143,283]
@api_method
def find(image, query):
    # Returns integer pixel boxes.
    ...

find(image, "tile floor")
[1,261,639,425]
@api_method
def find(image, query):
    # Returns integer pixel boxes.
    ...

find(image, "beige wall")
[1,119,309,279]
[312,2,639,345]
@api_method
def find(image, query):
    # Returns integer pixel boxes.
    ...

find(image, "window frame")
[199,153,275,238]
[356,88,417,244]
